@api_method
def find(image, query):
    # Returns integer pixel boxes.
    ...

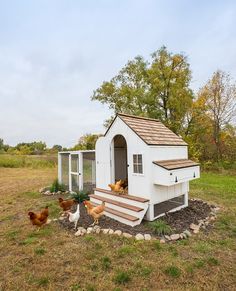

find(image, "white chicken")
[66,203,80,230]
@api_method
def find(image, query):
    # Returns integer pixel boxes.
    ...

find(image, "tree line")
[0,134,100,155]
[92,46,236,166]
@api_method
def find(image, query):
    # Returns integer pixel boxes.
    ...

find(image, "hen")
[66,203,80,230]
[28,206,49,229]
[58,198,76,213]
[108,180,123,192]
[83,200,105,226]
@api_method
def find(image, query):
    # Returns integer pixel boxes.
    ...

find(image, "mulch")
[58,199,212,236]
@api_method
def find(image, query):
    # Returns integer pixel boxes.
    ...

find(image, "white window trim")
[132,153,144,176]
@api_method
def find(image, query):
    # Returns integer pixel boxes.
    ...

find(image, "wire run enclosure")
[58,150,96,193]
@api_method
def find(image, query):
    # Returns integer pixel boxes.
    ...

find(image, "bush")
[50,179,66,193]
[69,190,90,203]
[149,219,172,236]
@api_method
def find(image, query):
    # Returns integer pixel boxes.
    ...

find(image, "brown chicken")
[28,206,49,229]
[58,198,76,212]
[83,200,105,225]
[108,180,123,192]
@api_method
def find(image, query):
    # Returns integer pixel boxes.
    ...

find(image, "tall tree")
[147,46,193,133]
[198,70,236,161]
[92,47,193,134]
[92,56,150,116]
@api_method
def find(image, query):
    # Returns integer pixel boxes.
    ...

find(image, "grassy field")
[0,168,235,291]
[0,154,57,168]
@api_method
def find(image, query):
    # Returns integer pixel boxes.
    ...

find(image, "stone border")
[57,198,220,243]
[39,186,69,196]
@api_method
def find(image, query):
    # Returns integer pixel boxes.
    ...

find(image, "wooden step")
[89,194,144,212]
[90,202,139,222]
[94,188,149,203]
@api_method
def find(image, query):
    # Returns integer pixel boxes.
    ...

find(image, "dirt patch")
[59,199,212,236]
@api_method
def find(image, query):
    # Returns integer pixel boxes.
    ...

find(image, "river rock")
[164,235,171,241]
[183,230,191,237]
[114,230,122,236]
[102,229,109,234]
[87,227,94,234]
[144,234,151,240]
[123,232,132,238]
[190,223,199,231]
[135,233,144,240]
[170,234,180,241]
[108,229,114,235]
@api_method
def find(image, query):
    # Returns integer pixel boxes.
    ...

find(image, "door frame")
[110,134,128,189]
[69,152,83,192]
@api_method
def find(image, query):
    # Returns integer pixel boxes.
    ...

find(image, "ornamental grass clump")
[149,219,172,236]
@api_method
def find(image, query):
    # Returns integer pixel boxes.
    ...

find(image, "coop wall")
[96,116,151,199]
[96,116,189,206]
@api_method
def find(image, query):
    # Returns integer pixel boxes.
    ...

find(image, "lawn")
[0,168,235,290]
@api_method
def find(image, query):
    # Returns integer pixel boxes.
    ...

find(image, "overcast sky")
[0,0,236,147]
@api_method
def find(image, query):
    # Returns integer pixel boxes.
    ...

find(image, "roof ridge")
[117,113,160,123]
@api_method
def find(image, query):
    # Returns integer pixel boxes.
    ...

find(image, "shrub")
[70,190,89,203]
[149,219,172,236]
[50,179,66,193]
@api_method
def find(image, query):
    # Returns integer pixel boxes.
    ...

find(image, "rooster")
[83,200,105,226]
[28,206,49,230]
[66,203,80,230]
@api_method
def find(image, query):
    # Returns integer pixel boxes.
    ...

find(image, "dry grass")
[0,168,236,291]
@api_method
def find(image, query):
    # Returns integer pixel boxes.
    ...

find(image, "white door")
[69,153,82,192]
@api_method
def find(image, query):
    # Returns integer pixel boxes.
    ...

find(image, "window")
[133,154,143,174]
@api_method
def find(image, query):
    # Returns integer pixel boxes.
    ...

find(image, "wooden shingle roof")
[153,159,199,170]
[112,113,187,146]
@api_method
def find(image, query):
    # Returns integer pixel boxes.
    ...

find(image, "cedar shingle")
[117,113,187,146]
[153,159,199,170]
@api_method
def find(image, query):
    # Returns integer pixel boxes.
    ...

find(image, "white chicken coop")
[58,113,200,227]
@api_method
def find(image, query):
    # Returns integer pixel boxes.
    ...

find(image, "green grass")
[23,191,41,199]
[36,277,50,287]
[113,271,131,285]
[117,245,136,257]
[164,265,181,278]
[1,168,236,290]
[0,154,57,168]
[101,256,111,270]
[34,247,46,255]
[190,172,236,207]
[20,237,38,245]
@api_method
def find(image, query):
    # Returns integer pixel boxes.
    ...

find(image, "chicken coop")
[58,150,96,193]
[58,113,200,227]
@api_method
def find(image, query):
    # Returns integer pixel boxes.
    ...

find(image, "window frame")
[132,154,144,175]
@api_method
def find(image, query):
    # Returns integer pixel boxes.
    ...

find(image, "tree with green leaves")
[72,134,101,150]
[92,46,193,134]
